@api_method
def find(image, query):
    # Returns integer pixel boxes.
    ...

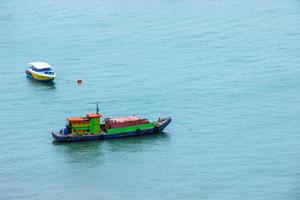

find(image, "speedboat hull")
[26,69,55,82]
[52,117,171,142]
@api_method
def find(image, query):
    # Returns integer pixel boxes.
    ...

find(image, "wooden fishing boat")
[52,106,171,142]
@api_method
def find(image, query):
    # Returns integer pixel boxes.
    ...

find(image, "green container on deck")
[107,122,155,135]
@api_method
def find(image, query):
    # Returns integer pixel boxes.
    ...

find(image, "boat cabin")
[65,113,102,135]
[28,62,55,74]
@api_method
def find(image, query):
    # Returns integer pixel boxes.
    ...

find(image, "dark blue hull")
[52,117,171,142]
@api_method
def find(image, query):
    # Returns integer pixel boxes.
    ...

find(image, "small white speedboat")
[25,62,56,82]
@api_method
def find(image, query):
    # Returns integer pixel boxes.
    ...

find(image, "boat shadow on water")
[26,78,56,89]
[102,132,170,153]
[52,132,170,165]
[52,139,105,165]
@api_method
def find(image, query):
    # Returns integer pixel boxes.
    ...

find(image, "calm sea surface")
[0,0,300,199]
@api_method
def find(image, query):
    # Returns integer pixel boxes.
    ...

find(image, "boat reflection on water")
[52,140,105,166]
[26,78,56,90]
[52,132,170,165]
[103,132,170,153]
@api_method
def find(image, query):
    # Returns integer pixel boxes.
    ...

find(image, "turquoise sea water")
[1,0,300,199]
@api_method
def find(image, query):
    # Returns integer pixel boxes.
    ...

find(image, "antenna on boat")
[96,103,99,114]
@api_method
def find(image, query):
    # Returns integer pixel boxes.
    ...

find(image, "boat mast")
[96,103,99,114]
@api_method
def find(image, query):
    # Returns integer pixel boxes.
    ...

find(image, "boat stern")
[52,130,68,142]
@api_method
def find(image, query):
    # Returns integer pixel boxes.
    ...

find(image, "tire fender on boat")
[136,129,141,134]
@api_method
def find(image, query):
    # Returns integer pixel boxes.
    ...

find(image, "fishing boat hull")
[52,117,171,142]
[26,69,55,82]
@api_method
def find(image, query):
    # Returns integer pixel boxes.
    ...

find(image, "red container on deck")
[105,116,148,129]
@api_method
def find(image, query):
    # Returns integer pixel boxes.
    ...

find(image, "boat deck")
[52,117,171,142]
